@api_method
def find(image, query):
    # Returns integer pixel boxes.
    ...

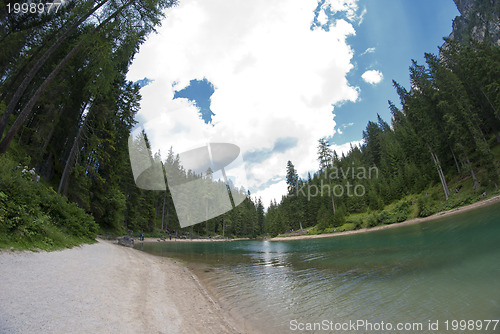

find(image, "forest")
[0,0,499,248]
[0,0,265,249]
[265,40,500,236]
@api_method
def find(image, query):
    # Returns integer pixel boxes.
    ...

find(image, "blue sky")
[173,79,216,124]
[334,0,459,143]
[128,0,460,206]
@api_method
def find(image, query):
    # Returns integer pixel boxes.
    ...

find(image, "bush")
[322,227,336,234]
[337,223,356,231]
[361,213,377,228]
[0,156,98,250]
[417,196,435,217]
[377,210,391,224]
[306,227,320,235]
[392,200,411,222]
[344,218,360,229]
[376,199,412,224]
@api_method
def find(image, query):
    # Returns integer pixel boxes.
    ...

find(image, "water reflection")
[137,203,500,333]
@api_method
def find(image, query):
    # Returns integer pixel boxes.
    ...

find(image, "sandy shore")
[271,195,500,242]
[0,240,250,334]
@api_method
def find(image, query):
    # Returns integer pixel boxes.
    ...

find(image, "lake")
[136,202,500,333]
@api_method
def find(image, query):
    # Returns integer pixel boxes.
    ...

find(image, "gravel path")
[0,240,245,334]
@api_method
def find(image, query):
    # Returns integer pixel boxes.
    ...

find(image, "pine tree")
[317,138,336,215]
[286,160,298,195]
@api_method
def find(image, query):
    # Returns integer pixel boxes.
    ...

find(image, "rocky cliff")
[448,0,500,46]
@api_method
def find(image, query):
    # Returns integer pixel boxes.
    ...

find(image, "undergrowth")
[0,156,98,251]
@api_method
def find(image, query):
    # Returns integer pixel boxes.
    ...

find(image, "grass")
[0,231,96,252]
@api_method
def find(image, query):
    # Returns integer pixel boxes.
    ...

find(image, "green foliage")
[344,214,364,229]
[269,40,500,238]
[0,0,499,246]
[306,227,320,235]
[0,0,179,248]
[101,186,127,231]
[332,206,346,227]
[337,223,356,232]
[0,156,97,250]
[322,227,336,234]
[417,196,435,218]
[373,199,412,224]
[316,204,332,231]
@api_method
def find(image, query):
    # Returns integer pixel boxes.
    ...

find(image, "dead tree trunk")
[428,144,449,200]
[466,157,480,190]
[57,104,92,195]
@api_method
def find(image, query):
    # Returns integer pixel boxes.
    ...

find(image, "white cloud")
[254,180,287,208]
[322,0,360,23]
[361,47,376,55]
[361,70,384,85]
[357,7,367,25]
[317,8,328,26]
[127,0,362,205]
[343,122,354,128]
[331,140,364,157]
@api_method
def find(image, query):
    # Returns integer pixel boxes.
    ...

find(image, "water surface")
[137,203,500,333]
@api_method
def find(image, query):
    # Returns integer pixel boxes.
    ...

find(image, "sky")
[126,0,460,208]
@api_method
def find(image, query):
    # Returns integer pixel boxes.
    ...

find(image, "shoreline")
[138,236,250,244]
[0,239,252,334]
[137,194,500,244]
[271,194,500,242]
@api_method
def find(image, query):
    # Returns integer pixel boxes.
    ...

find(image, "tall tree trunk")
[0,0,110,138]
[466,158,480,190]
[0,0,133,155]
[327,169,336,215]
[428,144,449,200]
[479,87,499,120]
[57,106,92,195]
[449,145,461,174]
[330,193,336,216]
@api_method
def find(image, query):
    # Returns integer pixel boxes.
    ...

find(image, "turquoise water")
[137,203,500,333]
